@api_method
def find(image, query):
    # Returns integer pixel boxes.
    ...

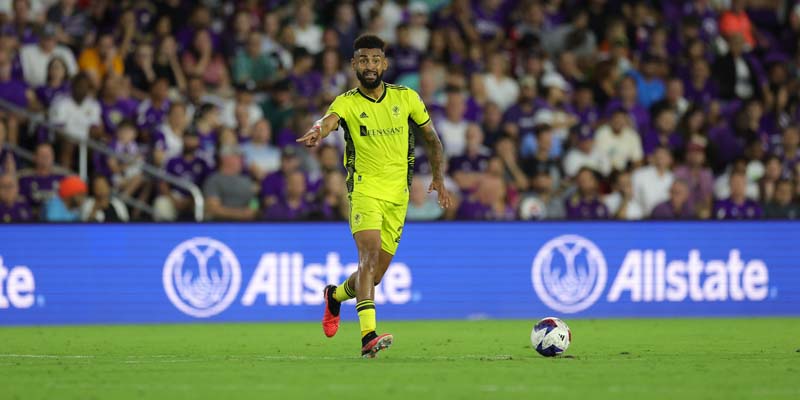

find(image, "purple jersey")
[448,153,490,174]
[102,98,139,135]
[642,129,685,155]
[683,79,716,106]
[165,156,211,195]
[0,78,29,108]
[289,71,322,99]
[263,199,312,221]
[604,100,650,133]
[502,104,538,140]
[388,45,422,79]
[18,173,64,207]
[260,171,286,200]
[713,198,763,220]
[0,199,33,222]
[651,201,694,219]
[136,99,170,134]
[564,194,610,220]
[35,83,70,108]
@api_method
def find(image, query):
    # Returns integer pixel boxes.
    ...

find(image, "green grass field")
[0,318,798,400]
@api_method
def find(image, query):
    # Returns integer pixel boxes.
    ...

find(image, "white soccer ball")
[530,317,571,357]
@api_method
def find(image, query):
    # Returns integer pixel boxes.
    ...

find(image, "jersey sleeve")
[407,89,431,127]
[326,94,347,121]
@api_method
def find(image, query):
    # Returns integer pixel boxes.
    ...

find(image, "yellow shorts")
[348,192,408,255]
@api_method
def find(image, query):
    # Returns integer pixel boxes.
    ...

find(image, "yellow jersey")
[327,82,431,204]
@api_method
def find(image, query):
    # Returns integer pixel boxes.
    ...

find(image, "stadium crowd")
[1,0,800,222]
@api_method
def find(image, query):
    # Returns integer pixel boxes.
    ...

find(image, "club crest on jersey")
[392,105,400,118]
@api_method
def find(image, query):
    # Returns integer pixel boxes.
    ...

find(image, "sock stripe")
[343,278,356,298]
[356,300,375,312]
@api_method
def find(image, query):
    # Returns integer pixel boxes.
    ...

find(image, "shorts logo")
[353,213,362,226]
[163,237,242,318]
[531,235,607,314]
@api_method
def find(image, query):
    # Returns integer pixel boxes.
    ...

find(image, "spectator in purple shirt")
[264,170,312,221]
[564,167,610,220]
[713,171,763,220]
[456,174,515,221]
[643,107,684,156]
[191,103,221,167]
[136,77,171,136]
[0,173,32,222]
[153,134,210,221]
[34,57,70,108]
[604,76,650,132]
[287,47,322,109]
[100,75,138,138]
[651,179,695,219]
[261,147,301,208]
[0,48,33,109]
[309,170,347,221]
[502,75,538,154]
[674,140,714,218]
[17,143,63,212]
[387,23,422,82]
[683,59,716,106]
[449,124,491,191]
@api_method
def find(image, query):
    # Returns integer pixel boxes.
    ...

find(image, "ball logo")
[532,235,607,313]
[163,237,241,318]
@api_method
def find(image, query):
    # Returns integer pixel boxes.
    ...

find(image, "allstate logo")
[531,235,607,313]
[163,237,242,318]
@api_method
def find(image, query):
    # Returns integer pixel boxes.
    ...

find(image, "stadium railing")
[0,98,205,221]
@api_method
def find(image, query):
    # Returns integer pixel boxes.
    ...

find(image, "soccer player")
[296,35,451,358]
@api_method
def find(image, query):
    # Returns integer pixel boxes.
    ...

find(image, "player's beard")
[356,69,383,89]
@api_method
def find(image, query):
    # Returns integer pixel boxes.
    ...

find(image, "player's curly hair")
[353,34,385,52]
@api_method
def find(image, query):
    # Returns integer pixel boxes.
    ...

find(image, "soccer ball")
[530,317,571,357]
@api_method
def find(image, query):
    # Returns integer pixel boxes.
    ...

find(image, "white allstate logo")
[163,237,241,318]
[531,234,607,313]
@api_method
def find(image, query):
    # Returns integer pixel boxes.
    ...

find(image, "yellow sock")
[333,277,355,302]
[356,299,376,337]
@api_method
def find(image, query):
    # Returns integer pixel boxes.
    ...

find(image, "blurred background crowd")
[1,0,800,223]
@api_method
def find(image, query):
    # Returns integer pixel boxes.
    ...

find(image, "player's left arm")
[408,89,452,208]
[418,122,452,209]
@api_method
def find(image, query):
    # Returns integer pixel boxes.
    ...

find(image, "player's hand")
[428,177,452,209]
[296,127,322,147]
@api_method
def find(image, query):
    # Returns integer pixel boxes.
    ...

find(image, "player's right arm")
[296,113,340,147]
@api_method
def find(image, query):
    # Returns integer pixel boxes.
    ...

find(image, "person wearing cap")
[593,106,643,173]
[203,145,257,221]
[562,125,611,178]
[537,72,578,148]
[43,175,87,222]
[19,23,77,87]
[0,173,32,222]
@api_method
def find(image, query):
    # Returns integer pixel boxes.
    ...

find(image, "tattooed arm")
[418,122,452,209]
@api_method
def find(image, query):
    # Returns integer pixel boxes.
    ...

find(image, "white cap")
[532,109,554,126]
[541,72,570,91]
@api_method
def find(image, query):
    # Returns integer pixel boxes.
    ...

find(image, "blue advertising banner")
[0,222,799,325]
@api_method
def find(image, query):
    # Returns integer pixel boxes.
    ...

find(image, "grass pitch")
[0,318,797,400]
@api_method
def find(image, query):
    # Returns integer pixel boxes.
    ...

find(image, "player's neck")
[358,81,385,101]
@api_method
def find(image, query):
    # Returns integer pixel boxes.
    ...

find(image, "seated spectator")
[603,170,644,220]
[153,102,189,167]
[713,171,762,219]
[0,121,16,174]
[773,125,800,176]
[436,86,469,158]
[77,33,123,87]
[20,23,77,87]
[154,134,211,221]
[604,76,651,132]
[628,53,666,109]
[501,75,538,148]
[407,177,444,221]
[482,51,518,112]
[232,31,278,90]
[564,167,609,220]
[562,128,612,178]
[49,72,102,167]
[220,86,263,130]
[107,121,146,199]
[714,157,760,200]
[261,147,301,208]
[712,33,762,101]
[0,48,35,109]
[649,77,689,121]
[309,170,347,221]
[643,107,683,156]
[763,179,800,219]
[632,146,674,216]
[99,74,138,138]
[521,121,563,190]
[18,143,64,212]
[34,57,71,109]
[80,175,129,222]
[673,140,714,217]
[0,173,32,222]
[181,29,231,96]
[684,59,716,106]
[494,136,529,193]
[651,179,694,219]
[594,107,644,173]
[241,119,280,182]
[43,175,87,222]
[136,78,171,136]
[456,175,515,220]
[264,170,312,221]
[758,155,783,204]
[190,103,221,167]
[448,124,490,191]
[518,169,565,220]
[203,145,257,221]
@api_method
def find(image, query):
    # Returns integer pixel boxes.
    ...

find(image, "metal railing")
[0,98,204,221]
